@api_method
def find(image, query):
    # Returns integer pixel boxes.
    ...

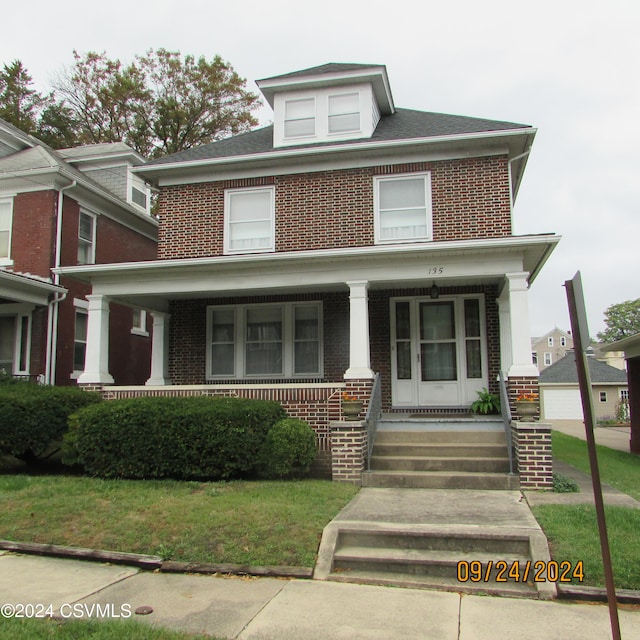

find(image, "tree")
[596,298,640,343]
[52,49,260,158]
[0,60,44,134]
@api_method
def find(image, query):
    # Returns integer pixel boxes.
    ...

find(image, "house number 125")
[427,267,444,275]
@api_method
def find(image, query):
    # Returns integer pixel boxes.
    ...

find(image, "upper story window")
[129,173,151,214]
[328,93,360,134]
[374,173,432,243]
[544,352,552,366]
[77,211,96,264]
[284,98,315,138]
[224,186,275,254]
[0,197,14,263]
[560,336,567,346]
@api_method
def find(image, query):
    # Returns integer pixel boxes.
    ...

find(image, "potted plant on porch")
[515,393,539,421]
[341,392,363,421]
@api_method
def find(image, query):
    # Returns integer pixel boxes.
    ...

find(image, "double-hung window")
[73,310,88,372]
[224,187,275,254]
[328,93,360,134]
[284,98,315,138]
[77,211,96,264]
[0,198,13,262]
[208,302,322,379]
[374,173,432,243]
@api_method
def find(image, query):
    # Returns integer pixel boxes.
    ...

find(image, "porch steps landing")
[361,416,518,490]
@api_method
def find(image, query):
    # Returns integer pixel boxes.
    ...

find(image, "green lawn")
[0,618,213,640]
[550,431,640,500]
[0,474,358,567]
[530,431,640,589]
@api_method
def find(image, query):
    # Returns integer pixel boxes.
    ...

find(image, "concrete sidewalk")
[2,551,640,639]
[551,420,632,453]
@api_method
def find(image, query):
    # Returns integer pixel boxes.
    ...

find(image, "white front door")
[391,296,488,408]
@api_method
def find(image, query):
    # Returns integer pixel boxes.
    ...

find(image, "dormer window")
[328,93,360,134]
[284,98,315,138]
[129,173,151,214]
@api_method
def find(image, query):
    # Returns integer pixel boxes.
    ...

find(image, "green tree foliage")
[0,50,260,158]
[53,49,259,157]
[597,298,640,343]
[0,60,44,134]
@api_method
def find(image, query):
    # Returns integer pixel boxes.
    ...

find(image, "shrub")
[553,472,580,493]
[0,384,101,462]
[259,418,317,479]
[64,396,287,480]
[470,388,501,415]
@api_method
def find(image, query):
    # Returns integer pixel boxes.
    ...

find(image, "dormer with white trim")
[257,63,395,148]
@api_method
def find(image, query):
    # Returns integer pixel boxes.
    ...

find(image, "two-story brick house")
[58,63,560,484]
[0,118,157,385]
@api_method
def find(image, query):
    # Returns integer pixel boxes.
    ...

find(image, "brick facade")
[157,156,511,259]
[6,189,157,385]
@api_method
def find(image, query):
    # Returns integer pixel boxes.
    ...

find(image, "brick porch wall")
[507,375,552,489]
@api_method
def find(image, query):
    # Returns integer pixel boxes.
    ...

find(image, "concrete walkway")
[2,550,640,639]
[551,420,632,453]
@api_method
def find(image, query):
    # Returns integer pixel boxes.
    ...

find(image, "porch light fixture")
[430,282,439,299]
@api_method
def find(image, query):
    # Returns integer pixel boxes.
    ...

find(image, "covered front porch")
[57,236,557,484]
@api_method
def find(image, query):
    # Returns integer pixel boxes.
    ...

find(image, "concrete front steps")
[322,525,545,599]
[362,417,518,490]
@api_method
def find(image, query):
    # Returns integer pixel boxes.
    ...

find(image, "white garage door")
[542,389,584,420]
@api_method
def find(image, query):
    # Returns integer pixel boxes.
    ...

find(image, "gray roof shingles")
[540,352,628,384]
[145,108,531,167]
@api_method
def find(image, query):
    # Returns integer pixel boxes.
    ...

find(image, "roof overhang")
[0,270,66,306]
[55,234,559,312]
[601,333,640,359]
[134,127,536,201]
[256,65,395,114]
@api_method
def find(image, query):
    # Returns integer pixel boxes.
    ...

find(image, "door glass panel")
[395,301,411,340]
[210,309,235,376]
[396,342,412,380]
[466,340,482,378]
[421,343,457,381]
[464,298,480,337]
[420,302,454,340]
[294,305,319,374]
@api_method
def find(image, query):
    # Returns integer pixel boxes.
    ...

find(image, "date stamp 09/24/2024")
[457,560,585,584]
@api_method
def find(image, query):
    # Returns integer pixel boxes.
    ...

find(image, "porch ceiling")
[55,235,559,311]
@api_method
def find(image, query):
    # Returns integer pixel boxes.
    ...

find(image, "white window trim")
[0,196,15,266]
[543,352,552,366]
[131,309,149,336]
[78,210,97,265]
[206,301,323,380]
[70,298,89,379]
[223,186,275,255]
[373,172,433,245]
[128,171,151,214]
[548,337,554,346]
[328,92,361,136]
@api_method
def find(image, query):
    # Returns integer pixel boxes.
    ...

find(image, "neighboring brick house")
[58,63,560,480]
[0,119,158,385]
[531,327,573,371]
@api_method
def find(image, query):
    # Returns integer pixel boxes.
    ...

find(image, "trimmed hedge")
[0,383,101,461]
[64,396,287,480]
[259,418,317,479]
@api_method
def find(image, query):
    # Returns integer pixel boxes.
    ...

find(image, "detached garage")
[539,352,628,422]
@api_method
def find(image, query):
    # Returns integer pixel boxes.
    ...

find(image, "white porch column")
[503,272,539,378]
[78,294,114,385]
[344,280,374,380]
[497,293,513,374]
[146,312,171,386]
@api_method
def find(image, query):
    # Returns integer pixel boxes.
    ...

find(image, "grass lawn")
[0,473,358,567]
[0,617,213,639]
[530,431,640,590]
[550,431,640,500]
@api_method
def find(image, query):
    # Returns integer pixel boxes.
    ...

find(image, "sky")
[3,0,639,338]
